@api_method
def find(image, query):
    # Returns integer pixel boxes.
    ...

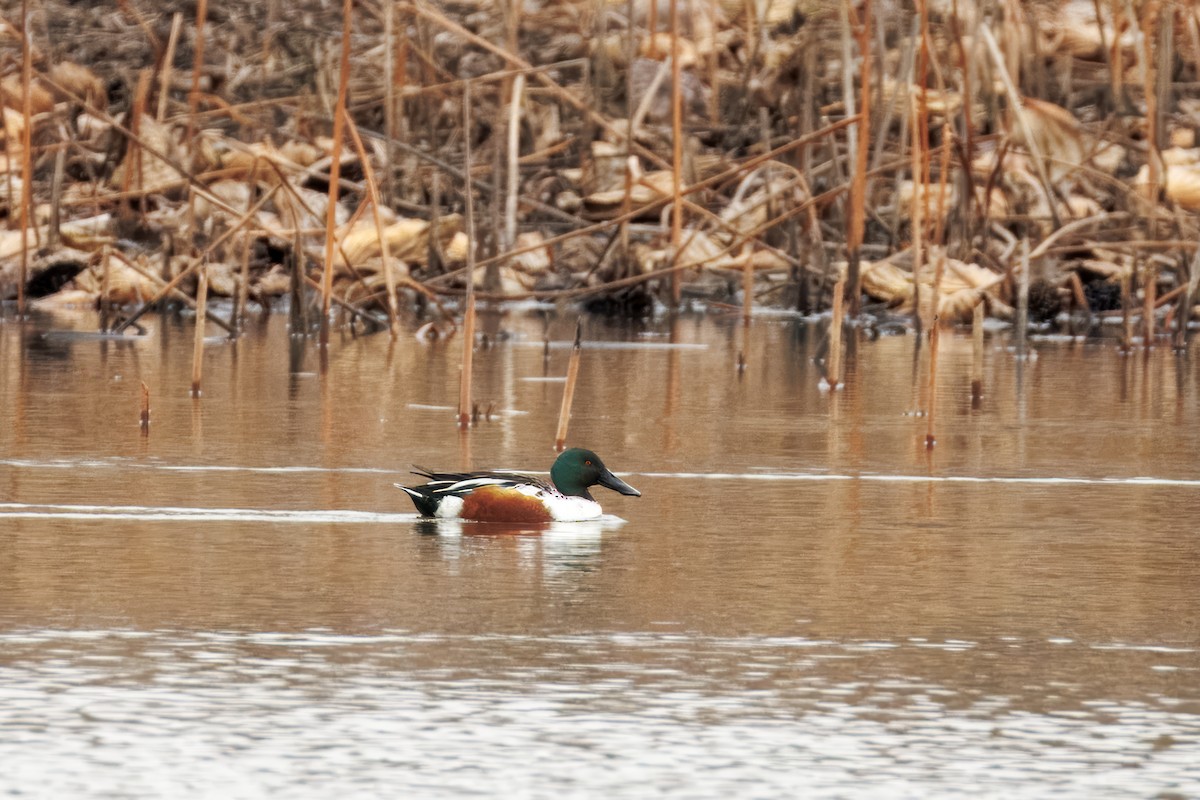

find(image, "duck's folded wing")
[410,468,553,494]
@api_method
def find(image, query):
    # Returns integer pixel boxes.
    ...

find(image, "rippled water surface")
[1,307,1198,798]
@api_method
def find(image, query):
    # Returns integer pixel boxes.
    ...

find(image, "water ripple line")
[0,502,416,524]
[3,459,1198,487]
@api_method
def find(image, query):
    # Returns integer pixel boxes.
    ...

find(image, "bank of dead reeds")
[0,0,1198,346]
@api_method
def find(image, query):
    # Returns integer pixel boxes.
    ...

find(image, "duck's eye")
[585,460,592,466]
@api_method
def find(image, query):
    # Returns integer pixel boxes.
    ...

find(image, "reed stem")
[1121,268,1133,352]
[17,0,33,317]
[458,82,477,427]
[1143,262,1157,347]
[158,12,183,121]
[191,265,209,397]
[925,316,939,449]
[971,299,984,403]
[184,0,208,245]
[140,381,151,433]
[1016,239,1029,359]
[505,73,525,251]
[343,109,400,337]
[236,227,251,335]
[320,0,354,348]
[458,300,475,426]
[555,321,583,451]
[669,0,683,307]
[845,0,872,317]
[826,277,845,389]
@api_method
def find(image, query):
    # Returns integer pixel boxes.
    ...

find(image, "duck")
[396,448,641,523]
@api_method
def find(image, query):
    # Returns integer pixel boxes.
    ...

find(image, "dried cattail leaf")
[108,114,196,193]
[204,263,241,297]
[74,255,156,304]
[1036,0,1134,62]
[857,251,1002,321]
[1161,147,1200,167]
[47,62,106,109]
[445,232,470,263]
[583,169,675,219]
[1140,164,1200,210]
[254,267,291,297]
[639,33,700,67]
[510,232,552,276]
[0,74,55,116]
[1169,129,1195,149]
[335,214,463,270]
[1012,98,1090,183]
[220,140,323,183]
[718,0,816,29]
[194,179,254,222]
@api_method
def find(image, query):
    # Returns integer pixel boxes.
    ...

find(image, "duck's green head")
[550,448,641,500]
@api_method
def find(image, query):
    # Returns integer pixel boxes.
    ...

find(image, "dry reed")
[826,277,845,389]
[319,0,354,349]
[971,300,984,404]
[555,321,583,451]
[17,0,34,317]
[343,110,400,337]
[669,0,683,307]
[1016,240,1030,359]
[925,316,939,449]
[191,264,209,397]
[140,381,151,433]
[458,83,477,428]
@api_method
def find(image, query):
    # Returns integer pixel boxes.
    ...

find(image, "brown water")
[1,305,1198,798]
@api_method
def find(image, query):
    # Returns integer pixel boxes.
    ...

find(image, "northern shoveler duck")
[396,448,641,523]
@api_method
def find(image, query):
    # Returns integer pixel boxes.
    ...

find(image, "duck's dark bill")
[598,469,641,497]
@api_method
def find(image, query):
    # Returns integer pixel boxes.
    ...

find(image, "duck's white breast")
[539,492,602,522]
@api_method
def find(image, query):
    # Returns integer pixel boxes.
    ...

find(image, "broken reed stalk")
[925,315,939,449]
[140,381,151,433]
[458,82,477,428]
[158,12,183,121]
[99,246,112,331]
[669,0,683,307]
[1140,8,1162,201]
[191,264,209,397]
[504,73,525,251]
[742,249,754,326]
[1016,239,1030,359]
[1179,248,1200,350]
[343,110,399,337]
[971,299,984,402]
[236,229,251,334]
[17,0,33,317]
[320,0,354,348]
[826,277,846,389]
[184,0,206,131]
[184,0,208,243]
[845,0,872,317]
[458,298,476,426]
[1143,262,1157,347]
[979,23,1061,228]
[909,2,929,331]
[49,131,66,250]
[383,0,396,202]
[738,245,753,369]
[1121,268,1134,352]
[555,321,583,452]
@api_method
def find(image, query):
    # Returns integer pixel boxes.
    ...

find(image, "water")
[1,306,1198,798]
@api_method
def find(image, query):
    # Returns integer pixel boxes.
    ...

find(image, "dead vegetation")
[2,0,1200,340]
